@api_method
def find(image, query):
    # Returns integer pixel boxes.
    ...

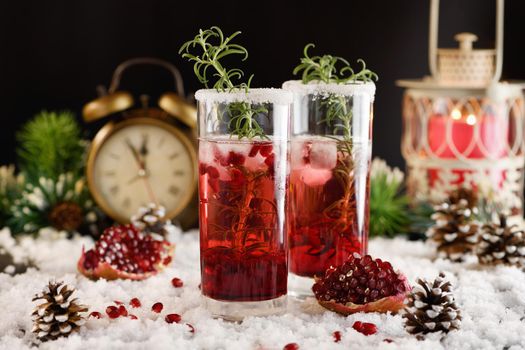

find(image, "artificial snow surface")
[1,227,525,350]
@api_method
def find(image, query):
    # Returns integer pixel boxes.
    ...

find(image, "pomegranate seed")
[171,277,184,288]
[333,331,342,342]
[128,314,138,320]
[165,313,182,324]
[224,151,245,166]
[151,302,163,313]
[206,166,220,178]
[353,321,377,336]
[230,168,246,186]
[118,305,128,317]
[114,300,124,305]
[283,343,299,350]
[106,305,120,319]
[248,145,260,157]
[130,297,141,308]
[259,144,273,157]
[186,323,195,333]
[89,311,102,319]
[383,338,393,343]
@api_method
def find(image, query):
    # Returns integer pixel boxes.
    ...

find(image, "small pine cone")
[131,203,174,238]
[427,189,479,261]
[403,272,461,335]
[48,201,83,232]
[448,188,478,208]
[32,281,88,342]
[477,215,525,268]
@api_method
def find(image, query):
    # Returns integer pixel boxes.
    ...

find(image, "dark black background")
[1,0,524,169]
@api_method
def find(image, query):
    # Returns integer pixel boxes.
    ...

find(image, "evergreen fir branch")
[7,172,93,234]
[17,110,86,181]
[0,165,24,227]
[369,158,410,237]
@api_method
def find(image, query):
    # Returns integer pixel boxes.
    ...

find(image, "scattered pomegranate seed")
[163,256,173,265]
[185,323,195,333]
[128,314,138,320]
[130,297,141,308]
[151,302,163,313]
[172,277,184,288]
[352,321,377,336]
[89,311,102,319]
[165,313,182,324]
[114,300,124,305]
[333,331,342,343]
[283,343,299,350]
[118,305,128,317]
[383,338,393,343]
[106,305,120,319]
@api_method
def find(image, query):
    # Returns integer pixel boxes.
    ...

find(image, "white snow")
[1,227,525,350]
[195,88,293,105]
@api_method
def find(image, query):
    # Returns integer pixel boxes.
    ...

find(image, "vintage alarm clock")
[83,57,198,229]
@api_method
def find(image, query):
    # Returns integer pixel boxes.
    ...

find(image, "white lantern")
[397,0,525,219]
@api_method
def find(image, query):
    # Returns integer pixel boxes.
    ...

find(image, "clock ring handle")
[108,57,186,97]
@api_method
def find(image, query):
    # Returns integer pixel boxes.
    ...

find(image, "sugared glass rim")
[195,88,293,105]
[282,80,376,100]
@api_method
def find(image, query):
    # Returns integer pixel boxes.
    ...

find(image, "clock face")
[88,118,197,222]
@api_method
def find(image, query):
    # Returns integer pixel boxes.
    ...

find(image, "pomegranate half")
[312,253,411,315]
[78,224,174,280]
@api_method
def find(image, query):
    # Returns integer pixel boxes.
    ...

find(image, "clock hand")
[139,133,149,171]
[125,138,145,169]
[125,138,157,204]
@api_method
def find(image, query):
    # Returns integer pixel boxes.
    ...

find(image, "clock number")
[169,185,180,196]
[109,153,120,160]
[173,169,185,177]
[109,185,120,195]
[122,197,131,208]
[169,152,180,160]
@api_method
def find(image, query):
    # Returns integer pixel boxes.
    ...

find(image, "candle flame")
[466,114,477,125]
[451,109,462,120]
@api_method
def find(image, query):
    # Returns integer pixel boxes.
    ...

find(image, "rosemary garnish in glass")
[179,26,267,139]
[293,43,378,233]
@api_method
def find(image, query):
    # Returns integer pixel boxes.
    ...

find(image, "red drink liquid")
[288,138,370,278]
[199,139,287,301]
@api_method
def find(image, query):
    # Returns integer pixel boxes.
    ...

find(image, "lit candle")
[427,108,508,188]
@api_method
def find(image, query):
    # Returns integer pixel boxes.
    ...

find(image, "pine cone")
[403,272,461,335]
[32,281,88,341]
[48,201,83,232]
[477,215,525,268]
[131,203,174,238]
[427,189,479,261]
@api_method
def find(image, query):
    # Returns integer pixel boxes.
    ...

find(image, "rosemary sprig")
[293,44,378,238]
[179,26,267,139]
[293,43,378,84]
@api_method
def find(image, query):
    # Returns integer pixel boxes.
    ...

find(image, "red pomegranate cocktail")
[196,89,292,320]
[283,80,376,298]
